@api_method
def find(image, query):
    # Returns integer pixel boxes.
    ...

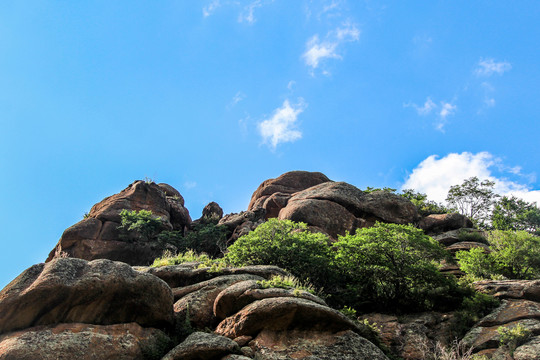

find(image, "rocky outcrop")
[46,181,191,265]
[0,323,170,360]
[418,213,473,234]
[162,332,240,360]
[248,171,331,218]
[218,208,267,244]
[463,280,540,357]
[0,258,173,335]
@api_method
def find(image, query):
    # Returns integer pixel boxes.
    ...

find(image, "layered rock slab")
[0,258,173,335]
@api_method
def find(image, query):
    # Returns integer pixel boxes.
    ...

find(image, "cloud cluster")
[402,152,540,205]
[302,22,360,74]
[475,58,512,77]
[258,99,306,149]
[405,98,456,131]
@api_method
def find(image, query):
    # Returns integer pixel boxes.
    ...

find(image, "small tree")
[492,196,540,235]
[118,209,165,242]
[456,230,540,280]
[334,223,452,312]
[446,177,499,228]
[401,189,450,216]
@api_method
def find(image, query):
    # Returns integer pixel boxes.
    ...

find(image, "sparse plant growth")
[421,339,488,360]
[401,189,451,216]
[449,290,500,339]
[151,249,225,269]
[257,275,315,294]
[456,230,540,280]
[457,229,488,244]
[117,209,165,242]
[498,323,532,355]
[339,306,357,320]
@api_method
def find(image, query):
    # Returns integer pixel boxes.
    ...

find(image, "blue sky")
[1,1,539,289]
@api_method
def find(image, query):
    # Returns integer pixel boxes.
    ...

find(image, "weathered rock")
[476,299,540,327]
[137,264,288,289]
[474,280,540,303]
[214,280,326,320]
[445,241,490,254]
[162,332,239,360]
[279,198,360,239]
[432,228,486,247]
[249,329,389,360]
[463,319,540,352]
[514,335,540,360]
[47,181,191,265]
[418,213,474,233]
[202,202,224,221]
[0,258,173,335]
[221,355,252,360]
[0,323,170,360]
[248,171,331,214]
[360,312,455,360]
[174,274,263,329]
[218,209,267,243]
[215,297,357,339]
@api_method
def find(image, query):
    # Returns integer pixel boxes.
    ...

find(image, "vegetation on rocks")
[118,209,165,242]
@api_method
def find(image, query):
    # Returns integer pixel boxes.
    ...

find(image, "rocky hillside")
[1,171,539,359]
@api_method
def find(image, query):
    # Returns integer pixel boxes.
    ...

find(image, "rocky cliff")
[1,171,538,359]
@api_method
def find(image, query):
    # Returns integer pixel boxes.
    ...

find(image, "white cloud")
[402,152,540,205]
[258,99,306,149]
[238,0,263,24]
[287,80,296,90]
[203,0,221,17]
[408,97,436,115]
[475,58,512,77]
[302,22,360,72]
[484,98,496,107]
[439,102,456,119]
[405,98,456,131]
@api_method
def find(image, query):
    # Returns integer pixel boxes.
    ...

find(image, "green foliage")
[151,250,226,272]
[457,230,540,280]
[157,223,228,257]
[225,218,335,291]
[339,306,357,320]
[333,222,453,312]
[257,275,315,294]
[450,290,500,339]
[118,209,165,242]
[498,323,532,354]
[401,189,451,216]
[446,177,499,229]
[364,186,397,193]
[492,195,540,235]
[140,332,173,360]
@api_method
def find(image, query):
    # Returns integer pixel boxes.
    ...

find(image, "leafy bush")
[333,223,453,312]
[118,209,165,242]
[450,290,499,339]
[157,223,228,257]
[457,230,540,280]
[224,218,335,291]
[457,230,488,244]
[401,189,451,216]
[498,323,532,354]
[151,250,226,272]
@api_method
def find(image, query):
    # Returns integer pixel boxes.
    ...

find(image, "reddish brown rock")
[214,280,326,320]
[463,319,540,352]
[278,198,360,239]
[174,274,263,329]
[418,213,474,233]
[162,332,239,360]
[248,171,331,215]
[0,323,170,360]
[46,181,191,265]
[215,297,357,339]
[446,241,490,254]
[476,299,540,327]
[249,329,389,360]
[0,258,173,335]
[474,280,540,303]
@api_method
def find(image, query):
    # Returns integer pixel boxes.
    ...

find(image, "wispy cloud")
[302,22,360,74]
[258,99,306,149]
[405,97,456,131]
[402,152,540,204]
[184,181,197,190]
[203,0,221,17]
[238,0,263,24]
[228,91,246,108]
[475,58,512,77]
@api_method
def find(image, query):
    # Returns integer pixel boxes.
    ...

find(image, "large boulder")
[162,332,240,360]
[0,258,173,335]
[418,213,474,233]
[278,182,419,238]
[47,181,191,265]
[248,171,331,218]
[0,323,170,360]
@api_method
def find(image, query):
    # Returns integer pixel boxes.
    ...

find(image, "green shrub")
[118,209,165,242]
[498,323,531,354]
[457,230,540,280]
[333,223,453,312]
[457,230,488,244]
[157,223,228,257]
[224,218,335,291]
[151,249,224,269]
[450,290,499,339]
